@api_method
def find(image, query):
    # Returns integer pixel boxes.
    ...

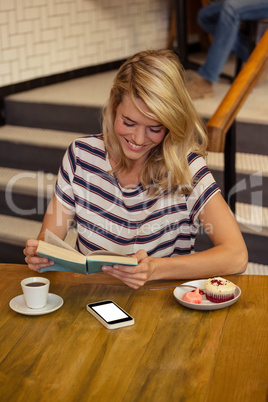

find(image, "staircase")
[0,71,267,273]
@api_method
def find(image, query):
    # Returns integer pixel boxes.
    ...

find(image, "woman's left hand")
[102,249,154,289]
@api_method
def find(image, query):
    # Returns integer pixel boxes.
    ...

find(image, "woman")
[24,50,248,288]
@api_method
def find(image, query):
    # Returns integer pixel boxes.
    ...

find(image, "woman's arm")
[24,194,75,271]
[102,192,248,288]
[151,191,248,279]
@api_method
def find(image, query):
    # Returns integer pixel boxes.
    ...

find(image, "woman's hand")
[23,239,54,272]
[102,249,154,289]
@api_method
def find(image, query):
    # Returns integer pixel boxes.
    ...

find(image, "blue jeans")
[198,0,268,82]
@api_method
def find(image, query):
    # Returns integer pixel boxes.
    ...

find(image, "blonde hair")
[102,49,208,196]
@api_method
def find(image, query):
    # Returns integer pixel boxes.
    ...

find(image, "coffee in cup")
[21,277,50,309]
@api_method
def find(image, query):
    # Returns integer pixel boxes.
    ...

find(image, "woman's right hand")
[23,238,54,272]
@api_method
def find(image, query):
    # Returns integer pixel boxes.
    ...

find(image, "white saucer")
[173,279,241,311]
[9,293,64,316]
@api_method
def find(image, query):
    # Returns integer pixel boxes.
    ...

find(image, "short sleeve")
[186,153,220,223]
[55,142,77,211]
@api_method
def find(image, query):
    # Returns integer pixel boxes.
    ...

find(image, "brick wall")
[0,0,169,86]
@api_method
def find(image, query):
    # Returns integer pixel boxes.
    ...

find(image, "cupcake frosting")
[205,277,236,295]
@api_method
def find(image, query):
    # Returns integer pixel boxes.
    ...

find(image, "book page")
[89,250,132,257]
[45,229,78,253]
[38,240,86,264]
[87,254,137,265]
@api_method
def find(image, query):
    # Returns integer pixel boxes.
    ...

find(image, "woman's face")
[113,95,167,166]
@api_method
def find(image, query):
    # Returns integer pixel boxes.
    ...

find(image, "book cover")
[37,231,137,275]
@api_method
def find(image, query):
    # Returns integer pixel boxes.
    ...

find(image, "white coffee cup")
[21,277,50,309]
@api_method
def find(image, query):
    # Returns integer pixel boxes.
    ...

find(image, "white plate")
[173,279,241,311]
[9,293,64,316]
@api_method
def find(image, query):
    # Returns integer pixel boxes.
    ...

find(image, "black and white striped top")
[55,136,219,257]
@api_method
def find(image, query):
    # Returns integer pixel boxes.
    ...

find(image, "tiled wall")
[0,0,169,87]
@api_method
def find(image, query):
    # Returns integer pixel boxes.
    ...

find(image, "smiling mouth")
[125,138,145,150]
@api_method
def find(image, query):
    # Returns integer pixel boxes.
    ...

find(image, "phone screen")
[87,300,134,328]
[92,302,128,323]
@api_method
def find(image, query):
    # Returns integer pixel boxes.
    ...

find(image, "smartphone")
[86,300,135,329]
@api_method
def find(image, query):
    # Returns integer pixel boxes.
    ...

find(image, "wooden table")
[0,264,267,402]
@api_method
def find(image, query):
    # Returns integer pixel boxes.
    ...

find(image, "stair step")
[243,262,268,275]
[0,167,56,197]
[5,72,116,107]
[0,125,82,173]
[0,124,83,149]
[4,69,268,126]
[4,72,115,133]
[5,100,102,134]
[0,167,56,220]
[0,215,41,246]
[0,125,267,176]
[236,202,268,236]
[207,152,268,177]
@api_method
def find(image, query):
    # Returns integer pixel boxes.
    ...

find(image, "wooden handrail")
[207,29,268,153]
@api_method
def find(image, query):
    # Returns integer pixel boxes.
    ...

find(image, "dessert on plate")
[182,288,203,304]
[205,277,236,303]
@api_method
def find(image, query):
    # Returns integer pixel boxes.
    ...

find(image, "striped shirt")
[55,135,220,257]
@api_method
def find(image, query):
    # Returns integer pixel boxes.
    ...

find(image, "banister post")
[224,121,236,213]
[175,0,187,68]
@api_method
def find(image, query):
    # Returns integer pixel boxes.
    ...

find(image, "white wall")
[0,0,169,86]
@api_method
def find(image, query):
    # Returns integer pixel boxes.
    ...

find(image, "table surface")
[0,264,267,402]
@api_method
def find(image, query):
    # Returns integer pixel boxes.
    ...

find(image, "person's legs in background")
[198,1,223,36]
[187,0,268,99]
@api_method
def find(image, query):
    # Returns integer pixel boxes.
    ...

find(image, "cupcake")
[205,277,236,303]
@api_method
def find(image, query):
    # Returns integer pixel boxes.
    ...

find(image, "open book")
[37,230,138,275]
